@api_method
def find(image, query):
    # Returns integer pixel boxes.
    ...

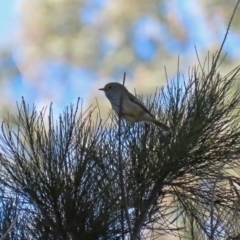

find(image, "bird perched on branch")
[99,82,170,131]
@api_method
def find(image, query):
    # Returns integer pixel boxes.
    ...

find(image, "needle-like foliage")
[0,2,240,240]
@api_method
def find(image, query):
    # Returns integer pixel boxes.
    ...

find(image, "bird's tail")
[152,119,170,132]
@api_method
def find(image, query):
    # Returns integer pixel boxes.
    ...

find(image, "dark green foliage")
[0,3,240,239]
[0,58,239,239]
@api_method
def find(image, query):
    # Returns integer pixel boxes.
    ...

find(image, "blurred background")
[0,0,240,118]
[0,1,239,239]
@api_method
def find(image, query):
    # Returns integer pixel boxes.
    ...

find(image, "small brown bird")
[99,82,170,131]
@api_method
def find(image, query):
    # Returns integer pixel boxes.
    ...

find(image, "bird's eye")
[108,86,112,89]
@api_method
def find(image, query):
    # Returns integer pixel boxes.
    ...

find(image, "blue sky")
[0,0,240,115]
[0,0,16,43]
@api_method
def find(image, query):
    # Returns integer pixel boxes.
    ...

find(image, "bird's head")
[99,82,125,100]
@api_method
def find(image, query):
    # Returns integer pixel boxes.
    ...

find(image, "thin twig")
[0,215,17,240]
[206,0,240,81]
[118,73,133,239]
[123,72,126,86]
[209,161,226,240]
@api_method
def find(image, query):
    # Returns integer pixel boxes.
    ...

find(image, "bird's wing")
[126,89,155,118]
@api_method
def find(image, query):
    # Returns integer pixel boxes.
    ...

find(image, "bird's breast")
[119,98,146,122]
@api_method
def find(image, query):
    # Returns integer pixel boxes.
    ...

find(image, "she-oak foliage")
[1,4,240,240]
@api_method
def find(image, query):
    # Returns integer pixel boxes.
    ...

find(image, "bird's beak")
[99,88,105,91]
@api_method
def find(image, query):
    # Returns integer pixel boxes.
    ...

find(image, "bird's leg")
[123,123,134,136]
[114,121,134,138]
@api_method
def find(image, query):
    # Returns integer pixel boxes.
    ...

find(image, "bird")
[99,82,170,131]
